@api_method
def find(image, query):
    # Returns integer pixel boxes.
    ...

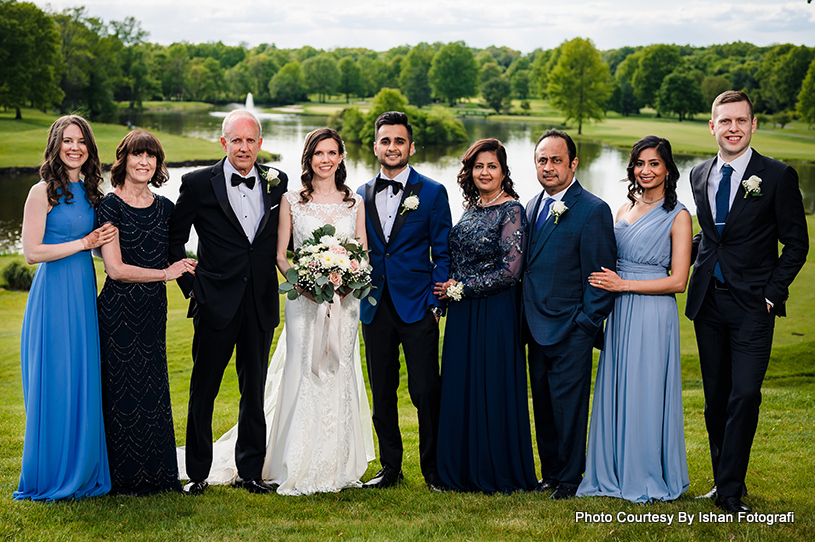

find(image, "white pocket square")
[270,204,279,211]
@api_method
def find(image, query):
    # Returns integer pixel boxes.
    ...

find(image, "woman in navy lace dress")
[434,139,536,493]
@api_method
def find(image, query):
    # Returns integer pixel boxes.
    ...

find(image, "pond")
[1,107,813,253]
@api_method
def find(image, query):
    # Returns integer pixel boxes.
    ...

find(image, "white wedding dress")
[177,191,374,495]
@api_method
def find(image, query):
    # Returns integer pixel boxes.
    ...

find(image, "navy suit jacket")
[357,167,452,325]
[522,180,617,348]
[685,149,808,319]
[168,157,288,331]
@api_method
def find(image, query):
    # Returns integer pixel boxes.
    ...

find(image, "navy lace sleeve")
[448,201,526,298]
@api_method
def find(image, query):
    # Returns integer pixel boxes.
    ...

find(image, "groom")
[169,109,288,495]
[358,111,452,491]
[686,91,808,514]
[522,129,616,500]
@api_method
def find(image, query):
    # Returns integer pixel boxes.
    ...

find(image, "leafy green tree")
[241,52,281,103]
[268,61,307,104]
[224,61,253,103]
[399,43,434,107]
[506,56,531,100]
[656,71,705,121]
[547,37,612,134]
[796,58,815,126]
[160,43,190,100]
[187,57,223,102]
[700,75,731,108]
[302,54,339,102]
[608,77,639,116]
[358,57,387,97]
[479,63,503,85]
[428,42,478,106]
[531,48,556,98]
[338,57,364,102]
[768,45,813,111]
[384,55,404,89]
[481,75,512,113]
[0,0,63,118]
[631,44,681,110]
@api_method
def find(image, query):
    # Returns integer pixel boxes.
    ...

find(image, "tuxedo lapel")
[210,158,245,235]
[693,159,717,240]
[526,192,543,255]
[255,164,274,235]
[722,150,765,237]
[527,181,582,263]
[388,169,422,244]
[364,181,387,245]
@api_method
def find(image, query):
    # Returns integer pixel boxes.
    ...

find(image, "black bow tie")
[231,173,255,190]
[375,176,402,195]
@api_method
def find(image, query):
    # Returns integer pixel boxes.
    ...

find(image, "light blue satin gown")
[15,182,111,501]
[577,202,689,503]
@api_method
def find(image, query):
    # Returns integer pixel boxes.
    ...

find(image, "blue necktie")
[535,197,554,232]
[713,164,733,283]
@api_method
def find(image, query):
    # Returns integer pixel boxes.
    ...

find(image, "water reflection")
[1,108,812,254]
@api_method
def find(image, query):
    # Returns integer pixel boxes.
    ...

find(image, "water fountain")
[245,92,255,110]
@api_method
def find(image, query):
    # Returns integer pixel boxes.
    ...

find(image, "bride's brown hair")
[299,128,354,206]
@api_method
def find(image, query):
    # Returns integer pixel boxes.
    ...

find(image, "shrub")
[3,261,35,291]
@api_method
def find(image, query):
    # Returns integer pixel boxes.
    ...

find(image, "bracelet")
[163,269,169,282]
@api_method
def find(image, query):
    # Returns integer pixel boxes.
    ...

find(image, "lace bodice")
[286,191,361,247]
[448,201,526,297]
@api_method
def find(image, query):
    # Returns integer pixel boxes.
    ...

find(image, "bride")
[178,128,374,494]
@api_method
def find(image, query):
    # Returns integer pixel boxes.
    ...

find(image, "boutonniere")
[742,175,762,198]
[263,167,281,192]
[551,201,568,224]
[401,195,420,215]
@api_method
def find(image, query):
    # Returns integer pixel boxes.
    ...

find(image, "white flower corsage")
[401,195,420,215]
[263,167,281,191]
[742,175,762,198]
[446,282,464,301]
[551,201,568,224]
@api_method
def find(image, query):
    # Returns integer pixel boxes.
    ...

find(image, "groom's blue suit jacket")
[358,167,451,325]
[522,180,617,348]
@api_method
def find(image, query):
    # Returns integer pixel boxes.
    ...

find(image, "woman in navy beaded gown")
[577,136,692,503]
[16,116,117,501]
[97,130,197,494]
[434,139,537,493]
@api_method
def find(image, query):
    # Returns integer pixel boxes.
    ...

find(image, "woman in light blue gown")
[577,136,692,503]
[15,116,116,501]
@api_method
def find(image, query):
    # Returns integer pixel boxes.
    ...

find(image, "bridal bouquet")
[279,224,376,305]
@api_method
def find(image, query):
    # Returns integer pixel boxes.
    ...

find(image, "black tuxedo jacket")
[685,149,808,319]
[168,158,288,331]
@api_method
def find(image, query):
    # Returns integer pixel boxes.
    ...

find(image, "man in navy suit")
[686,91,808,514]
[357,111,452,491]
[168,110,288,495]
[522,129,616,500]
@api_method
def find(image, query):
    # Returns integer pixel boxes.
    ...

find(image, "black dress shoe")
[715,495,752,514]
[235,479,275,494]
[537,479,558,491]
[698,485,748,500]
[550,485,577,500]
[363,467,403,489]
[182,480,208,495]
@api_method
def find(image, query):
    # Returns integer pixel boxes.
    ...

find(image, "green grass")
[0,108,274,168]
[0,216,814,540]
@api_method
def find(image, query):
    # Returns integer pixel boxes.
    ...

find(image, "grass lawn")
[0,215,813,540]
[0,108,274,169]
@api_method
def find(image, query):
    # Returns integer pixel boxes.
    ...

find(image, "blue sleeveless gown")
[577,203,689,502]
[15,182,111,501]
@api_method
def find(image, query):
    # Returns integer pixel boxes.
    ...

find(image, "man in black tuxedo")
[686,91,808,513]
[169,109,288,495]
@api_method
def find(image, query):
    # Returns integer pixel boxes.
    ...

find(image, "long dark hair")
[625,135,679,212]
[299,128,354,206]
[457,138,519,209]
[39,115,103,208]
[110,130,169,188]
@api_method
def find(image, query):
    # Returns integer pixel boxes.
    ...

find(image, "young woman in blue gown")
[15,115,117,501]
[577,136,692,503]
[434,139,537,494]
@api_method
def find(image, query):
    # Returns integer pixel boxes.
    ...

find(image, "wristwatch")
[430,307,443,319]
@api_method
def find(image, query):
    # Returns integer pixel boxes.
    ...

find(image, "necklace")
[314,189,337,197]
[640,195,665,204]
[478,190,504,207]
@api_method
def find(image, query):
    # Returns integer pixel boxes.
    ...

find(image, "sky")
[36,0,815,52]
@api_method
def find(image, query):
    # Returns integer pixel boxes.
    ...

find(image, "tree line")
[2,0,815,131]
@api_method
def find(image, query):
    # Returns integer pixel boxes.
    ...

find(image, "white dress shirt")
[706,147,753,217]
[223,159,263,242]
[375,166,412,242]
